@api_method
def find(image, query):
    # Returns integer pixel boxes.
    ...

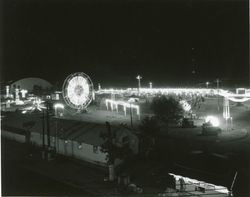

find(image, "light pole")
[15,88,20,103]
[42,109,45,149]
[129,103,133,128]
[5,85,10,98]
[216,78,220,111]
[128,98,138,128]
[41,108,46,159]
[206,81,209,88]
[54,103,64,117]
[53,103,64,153]
[46,101,51,149]
[136,75,142,96]
[149,82,152,89]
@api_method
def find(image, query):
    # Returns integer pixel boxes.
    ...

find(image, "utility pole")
[42,109,45,149]
[216,79,220,111]
[129,103,133,128]
[46,101,51,148]
[55,119,58,153]
[136,75,142,96]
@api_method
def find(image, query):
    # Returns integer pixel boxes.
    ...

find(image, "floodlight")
[205,116,220,127]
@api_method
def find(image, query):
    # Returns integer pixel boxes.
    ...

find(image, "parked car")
[202,122,222,136]
[181,118,195,128]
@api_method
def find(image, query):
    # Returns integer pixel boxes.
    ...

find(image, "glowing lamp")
[20,89,28,98]
[205,116,220,127]
[6,86,10,97]
[54,103,65,109]
[149,82,152,89]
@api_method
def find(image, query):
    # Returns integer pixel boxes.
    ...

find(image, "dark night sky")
[2,0,249,88]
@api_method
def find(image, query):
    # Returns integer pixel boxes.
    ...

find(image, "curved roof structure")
[11,78,52,91]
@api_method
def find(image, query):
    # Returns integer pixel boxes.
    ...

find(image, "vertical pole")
[55,107,57,117]
[130,104,133,128]
[217,79,220,111]
[55,119,57,153]
[6,85,9,97]
[138,78,141,95]
[136,75,142,96]
[106,100,109,110]
[15,88,20,102]
[223,96,231,132]
[42,109,45,148]
[230,171,238,192]
[138,106,140,121]
[46,101,51,148]
[226,118,228,132]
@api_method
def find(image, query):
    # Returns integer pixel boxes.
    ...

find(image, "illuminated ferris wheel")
[62,72,94,110]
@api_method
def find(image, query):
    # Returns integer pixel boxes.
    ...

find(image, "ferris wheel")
[62,72,94,110]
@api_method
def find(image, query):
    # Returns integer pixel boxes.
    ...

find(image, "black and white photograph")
[1,0,250,196]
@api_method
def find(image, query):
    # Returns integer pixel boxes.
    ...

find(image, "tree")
[100,141,132,165]
[100,122,133,181]
[151,95,183,126]
[22,121,36,155]
[100,122,132,165]
[139,116,160,156]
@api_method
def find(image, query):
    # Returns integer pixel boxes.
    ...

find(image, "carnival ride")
[62,72,94,111]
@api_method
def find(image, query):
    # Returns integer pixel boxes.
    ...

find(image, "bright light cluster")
[180,100,191,112]
[62,72,93,110]
[20,89,28,98]
[105,99,140,119]
[223,98,230,120]
[54,103,65,109]
[22,97,46,113]
[205,116,220,127]
[219,89,250,102]
[54,103,64,117]
[97,88,217,96]
[169,173,229,194]
[98,88,250,104]
[67,76,90,106]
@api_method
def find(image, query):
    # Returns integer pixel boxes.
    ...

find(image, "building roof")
[2,112,136,146]
[11,78,52,91]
